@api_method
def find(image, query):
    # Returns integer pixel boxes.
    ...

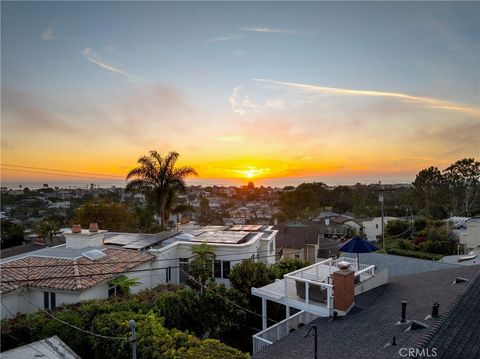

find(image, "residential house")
[463,217,480,251]
[1,228,155,319]
[273,221,339,263]
[362,216,400,241]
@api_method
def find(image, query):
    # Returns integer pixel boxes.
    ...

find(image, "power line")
[1,252,288,284]
[178,267,298,330]
[18,293,128,341]
[1,163,125,179]
[1,168,125,181]
[1,248,287,270]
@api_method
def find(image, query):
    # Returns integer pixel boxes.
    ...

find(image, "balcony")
[252,257,376,318]
[252,310,317,355]
[251,257,384,354]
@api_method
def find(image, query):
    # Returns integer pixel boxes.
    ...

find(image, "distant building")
[362,216,400,241]
[273,221,339,263]
[464,217,480,251]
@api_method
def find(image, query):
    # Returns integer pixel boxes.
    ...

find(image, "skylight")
[82,249,107,261]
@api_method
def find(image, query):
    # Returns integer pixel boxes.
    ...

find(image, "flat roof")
[104,232,175,249]
[191,231,259,244]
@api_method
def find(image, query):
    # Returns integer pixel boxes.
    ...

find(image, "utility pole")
[129,320,137,359]
[379,181,385,250]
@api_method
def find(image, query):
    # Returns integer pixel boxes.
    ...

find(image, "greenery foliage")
[0,284,249,358]
[1,220,25,249]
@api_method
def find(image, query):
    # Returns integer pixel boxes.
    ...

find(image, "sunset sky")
[1,2,479,188]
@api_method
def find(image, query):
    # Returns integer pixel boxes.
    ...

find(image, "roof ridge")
[415,271,480,349]
[72,259,83,290]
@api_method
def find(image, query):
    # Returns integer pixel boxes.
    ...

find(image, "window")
[179,258,189,283]
[270,241,274,255]
[376,224,379,229]
[43,292,56,310]
[223,261,230,279]
[166,266,172,283]
[214,260,222,278]
[108,286,117,298]
[214,260,231,279]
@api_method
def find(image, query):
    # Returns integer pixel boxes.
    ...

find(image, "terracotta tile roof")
[0,248,155,294]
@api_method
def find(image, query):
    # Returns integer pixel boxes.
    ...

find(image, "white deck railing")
[252,310,318,354]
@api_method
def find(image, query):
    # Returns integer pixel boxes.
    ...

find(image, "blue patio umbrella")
[338,236,379,269]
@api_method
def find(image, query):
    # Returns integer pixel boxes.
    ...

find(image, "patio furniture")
[295,280,328,303]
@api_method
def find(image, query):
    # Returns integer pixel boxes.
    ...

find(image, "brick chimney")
[333,267,355,313]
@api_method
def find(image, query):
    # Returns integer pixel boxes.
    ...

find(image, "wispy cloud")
[207,35,243,43]
[41,24,55,40]
[253,78,480,116]
[82,48,151,82]
[240,26,309,34]
[229,85,261,116]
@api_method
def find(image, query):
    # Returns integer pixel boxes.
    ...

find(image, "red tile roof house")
[1,226,155,319]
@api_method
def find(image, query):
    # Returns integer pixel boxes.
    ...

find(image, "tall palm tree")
[126,151,197,228]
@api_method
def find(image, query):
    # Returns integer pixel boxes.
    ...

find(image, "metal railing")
[252,310,318,354]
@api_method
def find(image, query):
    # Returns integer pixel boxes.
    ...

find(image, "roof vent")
[82,249,106,261]
[404,320,429,332]
[453,277,469,284]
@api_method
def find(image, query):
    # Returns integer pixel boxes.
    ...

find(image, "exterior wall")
[282,247,302,260]
[149,233,275,287]
[465,219,480,250]
[362,217,399,241]
[1,288,83,319]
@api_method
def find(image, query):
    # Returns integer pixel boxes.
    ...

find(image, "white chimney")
[65,224,107,249]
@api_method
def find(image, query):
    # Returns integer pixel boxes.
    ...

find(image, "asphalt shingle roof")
[1,248,155,294]
[343,252,459,277]
[254,265,480,359]
[418,272,480,358]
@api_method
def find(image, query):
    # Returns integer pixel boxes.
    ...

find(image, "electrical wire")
[1,248,288,270]
[18,293,128,341]
[1,252,290,284]
[1,163,125,179]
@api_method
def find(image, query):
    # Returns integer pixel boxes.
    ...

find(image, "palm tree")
[35,219,61,246]
[126,151,198,228]
[108,275,141,297]
[188,241,216,292]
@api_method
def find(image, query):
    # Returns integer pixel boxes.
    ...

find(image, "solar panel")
[82,249,107,261]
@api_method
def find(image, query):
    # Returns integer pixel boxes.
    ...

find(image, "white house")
[1,228,156,319]
[1,223,277,318]
[146,224,277,288]
[362,216,400,241]
[463,217,480,251]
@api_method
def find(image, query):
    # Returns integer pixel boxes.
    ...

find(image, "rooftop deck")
[252,257,376,316]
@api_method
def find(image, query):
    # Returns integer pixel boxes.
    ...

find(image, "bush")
[229,260,274,297]
[270,258,309,279]
[385,220,410,237]
[387,248,444,261]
